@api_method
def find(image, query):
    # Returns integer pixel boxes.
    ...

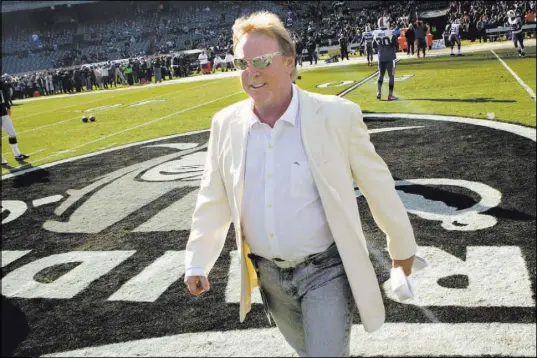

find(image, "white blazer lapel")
[230,104,251,221]
[298,89,324,166]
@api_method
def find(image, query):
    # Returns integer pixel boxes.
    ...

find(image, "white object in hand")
[390,255,428,301]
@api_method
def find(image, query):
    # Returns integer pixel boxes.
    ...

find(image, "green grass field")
[2,46,535,175]
[346,47,537,123]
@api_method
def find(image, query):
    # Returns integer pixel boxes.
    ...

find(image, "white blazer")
[185,87,418,333]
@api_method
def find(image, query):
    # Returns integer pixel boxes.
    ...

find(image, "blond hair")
[232,11,298,81]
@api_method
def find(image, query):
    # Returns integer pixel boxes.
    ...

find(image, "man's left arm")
[347,103,417,274]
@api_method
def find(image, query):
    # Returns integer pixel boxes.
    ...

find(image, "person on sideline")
[1,77,29,166]
[184,11,417,357]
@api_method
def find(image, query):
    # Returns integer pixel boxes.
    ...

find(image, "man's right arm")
[184,114,232,282]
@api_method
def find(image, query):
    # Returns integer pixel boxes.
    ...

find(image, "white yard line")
[491,49,536,101]
[27,148,46,156]
[30,91,243,165]
[16,86,150,119]
[338,59,400,97]
[338,71,379,97]
[3,81,214,139]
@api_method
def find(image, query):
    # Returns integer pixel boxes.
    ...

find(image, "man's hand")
[185,276,210,296]
[392,255,415,276]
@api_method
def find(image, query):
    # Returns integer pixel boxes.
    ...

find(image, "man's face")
[235,32,294,108]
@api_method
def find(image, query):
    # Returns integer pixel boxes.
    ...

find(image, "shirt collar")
[249,84,299,127]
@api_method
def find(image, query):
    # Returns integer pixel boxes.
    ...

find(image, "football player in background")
[508,10,525,57]
[373,18,399,101]
[446,18,463,56]
[1,77,29,166]
[360,25,375,66]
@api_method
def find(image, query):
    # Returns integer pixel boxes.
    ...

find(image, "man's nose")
[246,62,260,76]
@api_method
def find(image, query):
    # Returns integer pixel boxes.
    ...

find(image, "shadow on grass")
[1,162,51,188]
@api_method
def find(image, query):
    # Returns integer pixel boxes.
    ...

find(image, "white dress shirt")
[241,84,334,261]
[185,85,334,277]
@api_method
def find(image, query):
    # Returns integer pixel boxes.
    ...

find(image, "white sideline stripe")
[96,143,116,151]
[2,112,535,180]
[29,91,242,166]
[27,149,46,156]
[1,129,210,180]
[2,82,215,139]
[42,323,536,357]
[491,49,536,101]
[32,195,64,207]
[362,112,536,142]
[369,126,424,134]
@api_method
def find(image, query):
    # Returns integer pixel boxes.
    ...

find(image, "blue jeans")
[249,244,354,357]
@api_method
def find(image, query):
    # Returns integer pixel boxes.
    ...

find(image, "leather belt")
[271,256,309,269]
[249,243,336,269]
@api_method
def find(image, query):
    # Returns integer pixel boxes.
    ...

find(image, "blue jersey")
[372,29,397,62]
[361,32,374,47]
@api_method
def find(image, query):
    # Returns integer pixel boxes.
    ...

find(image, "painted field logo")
[1,115,535,356]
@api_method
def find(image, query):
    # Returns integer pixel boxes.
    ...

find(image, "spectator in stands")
[125,63,134,85]
[154,57,162,83]
[405,24,415,56]
[74,68,83,93]
[101,65,109,89]
[133,60,140,84]
[46,71,54,95]
[198,50,209,74]
[94,65,102,90]
[90,66,97,90]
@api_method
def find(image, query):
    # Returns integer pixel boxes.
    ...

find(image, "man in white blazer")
[185,11,418,357]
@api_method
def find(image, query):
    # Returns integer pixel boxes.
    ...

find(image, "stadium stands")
[1,0,535,96]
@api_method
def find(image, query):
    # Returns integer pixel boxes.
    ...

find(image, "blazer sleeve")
[347,103,417,260]
[184,114,232,279]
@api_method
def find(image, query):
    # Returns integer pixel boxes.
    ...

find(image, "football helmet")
[378,16,390,30]
[507,10,516,18]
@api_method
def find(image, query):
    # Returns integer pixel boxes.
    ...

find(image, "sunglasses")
[233,51,283,70]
